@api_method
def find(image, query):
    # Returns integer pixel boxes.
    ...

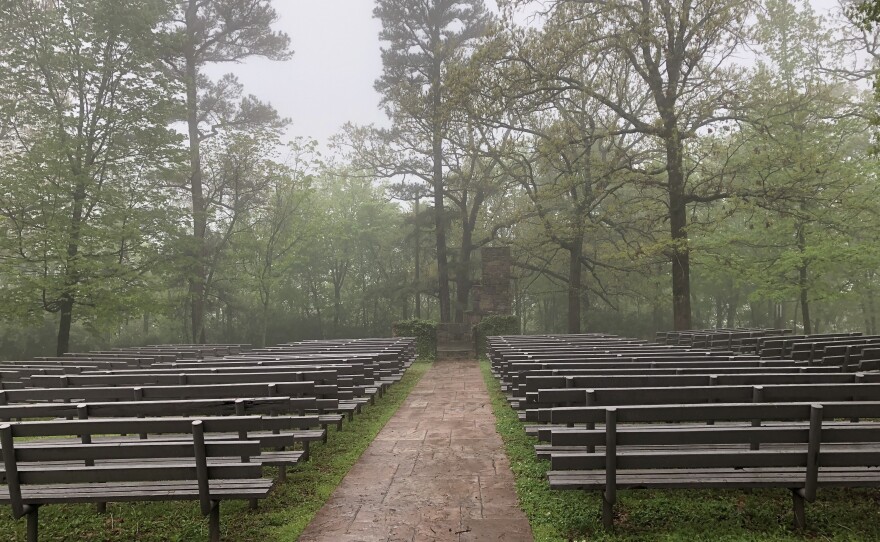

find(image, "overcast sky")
[208,0,844,147]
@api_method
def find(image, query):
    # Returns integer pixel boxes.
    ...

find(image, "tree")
[501,0,754,330]
[158,0,291,342]
[0,0,183,355]
[470,24,653,333]
[231,138,316,347]
[374,0,492,322]
[715,0,875,333]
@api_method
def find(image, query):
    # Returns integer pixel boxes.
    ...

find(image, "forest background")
[2,0,880,358]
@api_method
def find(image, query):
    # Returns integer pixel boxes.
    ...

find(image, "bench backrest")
[549,400,880,425]
[536,382,880,407]
[523,372,865,393]
[27,370,338,388]
[0,382,318,404]
[0,420,262,519]
[549,403,863,503]
[0,396,297,421]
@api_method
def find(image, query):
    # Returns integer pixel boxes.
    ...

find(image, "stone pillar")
[478,247,512,316]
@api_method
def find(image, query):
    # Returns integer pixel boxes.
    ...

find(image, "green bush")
[473,314,520,357]
[392,319,437,360]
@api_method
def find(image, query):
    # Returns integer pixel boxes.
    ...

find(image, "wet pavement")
[298,359,534,542]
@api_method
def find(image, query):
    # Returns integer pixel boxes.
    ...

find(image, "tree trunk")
[866,282,877,335]
[568,240,583,334]
[56,294,74,356]
[799,269,811,334]
[431,72,451,322]
[414,195,421,319]
[454,220,474,324]
[57,179,87,356]
[775,303,786,330]
[333,283,342,334]
[714,296,724,329]
[185,1,207,344]
[726,289,738,328]
[652,301,664,334]
[666,132,692,331]
[261,301,269,348]
[797,223,811,335]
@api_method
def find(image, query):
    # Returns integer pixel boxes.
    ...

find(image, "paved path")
[299,360,534,542]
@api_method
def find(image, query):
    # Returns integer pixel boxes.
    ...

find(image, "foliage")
[473,315,519,357]
[0,0,184,355]
[156,0,292,343]
[373,0,494,323]
[3,0,880,354]
[392,319,438,360]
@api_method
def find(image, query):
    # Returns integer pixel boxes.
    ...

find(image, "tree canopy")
[1,0,880,357]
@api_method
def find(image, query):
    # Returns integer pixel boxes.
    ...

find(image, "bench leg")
[602,496,614,531]
[792,489,806,531]
[96,502,107,514]
[249,498,259,510]
[25,506,39,542]
[277,465,287,482]
[303,441,310,462]
[208,500,220,542]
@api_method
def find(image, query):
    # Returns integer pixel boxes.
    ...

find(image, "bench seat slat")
[13,463,262,484]
[549,467,880,490]
[551,448,880,470]
[10,441,260,463]
[0,479,273,504]
[255,451,305,467]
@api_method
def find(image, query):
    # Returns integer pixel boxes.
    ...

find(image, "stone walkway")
[298,360,534,542]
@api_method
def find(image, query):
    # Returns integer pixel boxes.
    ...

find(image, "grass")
[478,359,880,542]
[0,359,432,542]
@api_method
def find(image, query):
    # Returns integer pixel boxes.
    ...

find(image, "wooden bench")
[0,396,293,421]
[8,414,320,480]
[502,363,833,395]
[546,401,880,531]
[516,371,877,434]
[23,372,352,425]
[506,367,847,410]
[1,420,273,542]
[527,381,880,422]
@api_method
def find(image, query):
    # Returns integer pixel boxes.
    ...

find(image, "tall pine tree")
[374,0,492,323]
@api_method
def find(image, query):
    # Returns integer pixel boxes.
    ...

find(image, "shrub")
[391,319,437,360]
[473,314,519,357]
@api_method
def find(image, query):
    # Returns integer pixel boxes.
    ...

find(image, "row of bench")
[488,332,880,532]
[657,329,880,370]
[657,328,793,350]
[0,337,416,541]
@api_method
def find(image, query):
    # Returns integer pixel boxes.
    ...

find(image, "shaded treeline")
[1,0,880,358]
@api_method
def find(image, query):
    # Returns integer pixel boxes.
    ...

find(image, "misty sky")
[209,0,844,147]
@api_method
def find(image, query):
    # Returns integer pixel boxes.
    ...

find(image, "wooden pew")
[0,419,272,542]
[545,401,880,531]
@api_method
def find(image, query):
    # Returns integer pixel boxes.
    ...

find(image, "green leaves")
[0,0,185,351]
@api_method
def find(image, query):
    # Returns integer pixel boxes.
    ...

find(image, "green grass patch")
[478,359,880,542]
[0,359,432,542]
